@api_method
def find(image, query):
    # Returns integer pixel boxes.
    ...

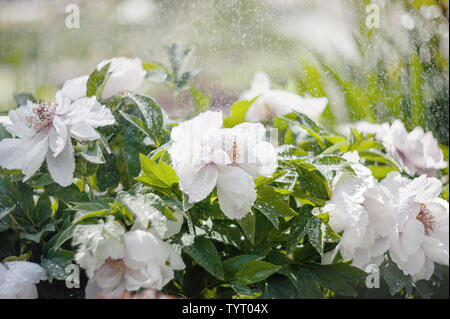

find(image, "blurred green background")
[0,0,448,143]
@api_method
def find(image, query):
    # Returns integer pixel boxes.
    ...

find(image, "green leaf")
[45,184,89,205]
[5,178,34,213]
[358,150,400,167]
[43,223,76,255]
[32,193,52,225]
[276,145,308,161]
[86,62,110,98]
[314,262,367,297]
[119,111,154,138]
[223,98,257,128]
[281,265,321,299]
[97,152,121,191]
[20,223,55,243]
[299,125,326,149]
[127,94,164,146]
[369,165,399,179]
[28,173,54,188]
[79,141,105,164]
[223,255,261,278]
[284,111,320,132]
[286,205,314,252]
[233,260,280,285]
[262,276,298,299]
[237,211,256,245]
[254,170,286,188]
[306,216,324,255]
[41,249,75,282]
[322,141,348,155]
[73,209,111,224]
[0,195,15,221]
[254,185,296,228]
[209,220,243,249]
[183,236,225,280]
[122,124,147,178]
[382,259,414,296]
[292,163,331,206]
[137,154,179,188]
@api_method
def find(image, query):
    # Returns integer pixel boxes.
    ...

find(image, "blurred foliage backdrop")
[0,0,448,143]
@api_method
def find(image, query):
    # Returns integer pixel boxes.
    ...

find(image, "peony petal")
[289,96,328,121]
[98,57,146,99]
[412,259,435,282]
[4,261,47,284]
[69,122,100,142]
[216,166,256,219]
[83,101,116,128]
[179,164,218,204]
[400,219,425,255]
[404,175,442,203]
[245,99,271,122]
[124,230,169,266]
[0,134,48,181]
[94,263,124,289]
[164,210,184,239]
[422,236,449,265]
[260,90,298,117]
[56,75,88,102]
[84,278,103,299]
[393,248,426,276]
[239,71,271,101]
[46,138,75,187]
[6,102,36,139]
[48,117,68,157]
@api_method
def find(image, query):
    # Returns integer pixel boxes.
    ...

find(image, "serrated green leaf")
[233,260,280,285]
[127,94,164,146]
[223,98,257,128]
[41,249,75,282]
[87,62,110,98]
[183,236,225,280]
[237,211,256,245]
[254,185,296,228]
[137,154,178,189]
[286,205,314,252]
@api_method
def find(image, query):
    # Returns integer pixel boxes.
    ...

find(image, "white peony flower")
[122,230,185,291]
[241,72,328,122]
[0,261,46,299]
[351,120,447,176]
[74,216,185,299]
[169,111,278,219]
[0,95,115,186]
[342,151,373,180]
[55,75,89,103]
[96,57,146,99]
[324,152,394,269]
[384,172,449,281]
[119,192,184,239]
[74,217,126,279]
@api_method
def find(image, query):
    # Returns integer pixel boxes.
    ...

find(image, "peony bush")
[0,45,448,299]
